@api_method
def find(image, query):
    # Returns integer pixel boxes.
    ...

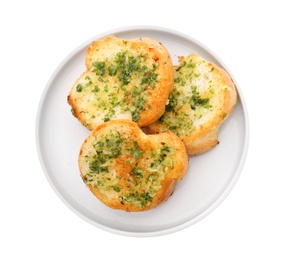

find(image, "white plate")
[36,26,249,237]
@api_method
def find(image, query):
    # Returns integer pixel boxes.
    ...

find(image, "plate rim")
[35,25,249,237]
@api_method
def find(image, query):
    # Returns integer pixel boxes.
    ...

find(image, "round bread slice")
[78,120,188,212]
[146,54,237,155]
[68,35,174,130]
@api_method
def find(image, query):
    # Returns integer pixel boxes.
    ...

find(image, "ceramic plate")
[36,26,249,237]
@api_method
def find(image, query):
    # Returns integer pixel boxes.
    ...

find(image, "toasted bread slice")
[68,35,174,130]
[78,120,188,212]
[146,54,237,155]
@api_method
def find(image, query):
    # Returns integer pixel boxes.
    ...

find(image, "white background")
[1,0,290,259]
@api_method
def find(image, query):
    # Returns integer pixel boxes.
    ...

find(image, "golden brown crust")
[68,35,174,130]
[146,53,237,155]
[215,66,237,119]
[78,120,188,212]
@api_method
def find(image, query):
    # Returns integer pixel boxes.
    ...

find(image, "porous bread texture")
[78,120,188,212]
[146,53,237,155]
[68,35,174,130]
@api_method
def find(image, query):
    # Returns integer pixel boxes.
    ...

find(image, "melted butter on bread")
[68,36,174,130]
[146,54,237,155]
[78,120,188,212]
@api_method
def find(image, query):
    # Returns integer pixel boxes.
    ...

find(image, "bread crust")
[78,120,188,212]
[68,35,174,130]
[146,54,237,155]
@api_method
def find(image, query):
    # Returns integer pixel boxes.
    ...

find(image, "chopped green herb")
[132,97,146,122]
[108,65,117,76]
[190,85,209,110]
[112,186,121,192]
[190,94,209,110]
[131,167,144,178]
[92,85,100,92]
[130,141,144,159]
[92,61,106,75]
[76,84,83,92]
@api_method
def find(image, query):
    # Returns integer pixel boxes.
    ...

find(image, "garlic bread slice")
[78,120,188,212]
[68,36,174,130]
[146,54,237,155]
